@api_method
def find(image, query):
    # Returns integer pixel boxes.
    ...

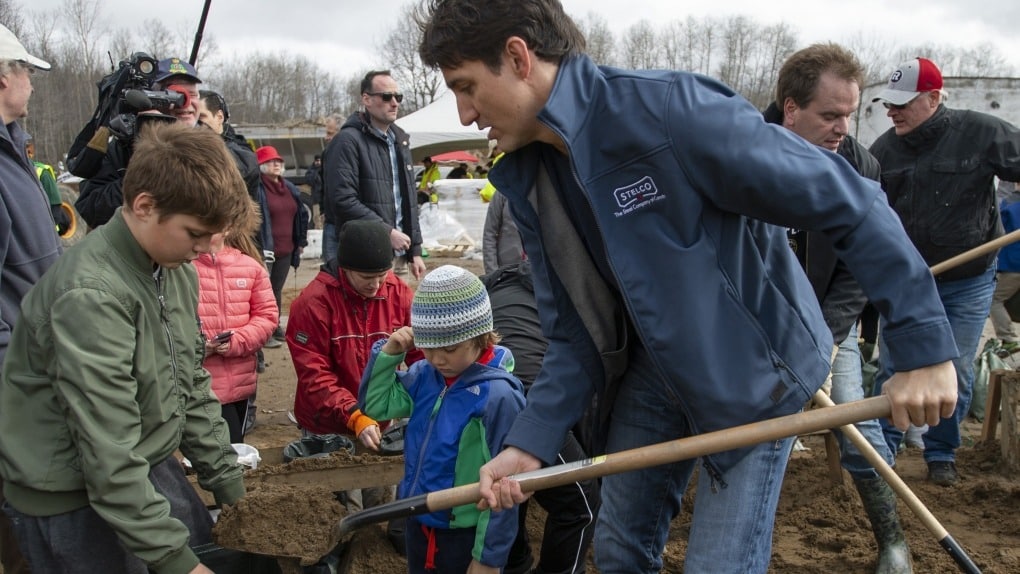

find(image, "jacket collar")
[318,258,391,302]
[536,55,599,150]
[1,121,35,176]
[900,104,950,149]
[489,56,599,202]
[343,111,410,146]
[99,209,162,276]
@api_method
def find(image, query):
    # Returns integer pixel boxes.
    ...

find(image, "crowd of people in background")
[2,0,1020,570]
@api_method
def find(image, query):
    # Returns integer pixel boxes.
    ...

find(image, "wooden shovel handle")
[423,395,891,511]
[930,227,1020,276]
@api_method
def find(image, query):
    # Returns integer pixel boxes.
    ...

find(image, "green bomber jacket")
[0,209,244,574]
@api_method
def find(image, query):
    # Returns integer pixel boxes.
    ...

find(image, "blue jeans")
[322,222,338,263]
[873,266,995,463]
[830,325,894,478]
[594,345,794,574]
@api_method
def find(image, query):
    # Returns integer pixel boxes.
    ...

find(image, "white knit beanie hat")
[412,265,493,348]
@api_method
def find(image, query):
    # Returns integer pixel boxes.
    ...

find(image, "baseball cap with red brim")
[872,57,943,106]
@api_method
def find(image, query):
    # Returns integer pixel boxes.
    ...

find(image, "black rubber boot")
[854,476,913,574]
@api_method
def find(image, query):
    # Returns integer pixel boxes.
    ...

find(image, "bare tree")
[575,11,615,66]
[840,32,895,86]
[0,0,24,36]
[660,16,719,74]
[381,2,442,112]
[619,20,661,70]
[139,18,178,61]
[61,0,103,70]
[714,17,796,109]
[211,51,355,124]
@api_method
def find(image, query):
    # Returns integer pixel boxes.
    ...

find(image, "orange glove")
[347,409,378,437]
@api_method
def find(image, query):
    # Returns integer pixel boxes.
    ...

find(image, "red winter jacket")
[286,259,422,434]
[194,247,278,404]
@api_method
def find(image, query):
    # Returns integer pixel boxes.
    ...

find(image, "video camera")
[66,52,191,179]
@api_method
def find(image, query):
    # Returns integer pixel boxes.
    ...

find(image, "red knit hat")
[255,146,284,165]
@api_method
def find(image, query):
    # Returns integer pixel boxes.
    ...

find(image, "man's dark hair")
[361,70,392,94]
[199,89,230,121]
[775,43,865,110]
[417,0,586,72]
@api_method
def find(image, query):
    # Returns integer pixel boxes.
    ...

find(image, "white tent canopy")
[398,91,490,162]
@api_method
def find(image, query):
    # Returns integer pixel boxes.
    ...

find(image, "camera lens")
[139,61,153,74]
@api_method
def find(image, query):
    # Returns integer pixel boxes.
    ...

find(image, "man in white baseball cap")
[870,57,1020,487]
[871,57,942,107]
[0,21,60,574]
[0,23,50,72]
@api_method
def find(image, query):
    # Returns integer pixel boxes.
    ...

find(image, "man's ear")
[782,97,799,126]
[505,36,532,79]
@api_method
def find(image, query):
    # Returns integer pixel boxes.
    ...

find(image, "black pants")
[267,254,293,329]
[2,456,213,573]
[221,399,250,444]
[507,430,600,574]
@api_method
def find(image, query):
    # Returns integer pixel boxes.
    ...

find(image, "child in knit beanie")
[359,265,526,573]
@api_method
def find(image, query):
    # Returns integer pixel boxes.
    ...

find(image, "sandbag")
[973,339,1010,422]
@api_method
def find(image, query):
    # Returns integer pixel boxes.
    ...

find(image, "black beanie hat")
[336,220,393,272]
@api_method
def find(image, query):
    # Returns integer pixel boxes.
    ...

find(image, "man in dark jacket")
[76,57,203,229]
[197,89,269,253]
[870,57,1020,486]
[418,2,958,573]
[322,71,425,280]
[767,43,910,573]
[306,155,323,228]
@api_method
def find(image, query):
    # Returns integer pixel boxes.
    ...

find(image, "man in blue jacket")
[0,24,62,574]
[417,2,958,573]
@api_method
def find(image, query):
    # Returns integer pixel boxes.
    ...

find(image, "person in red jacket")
[286,220,423,445]
[194,226,278,443]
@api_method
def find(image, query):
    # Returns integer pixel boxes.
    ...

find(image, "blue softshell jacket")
[360,342,526,567]
[489,55,958,474]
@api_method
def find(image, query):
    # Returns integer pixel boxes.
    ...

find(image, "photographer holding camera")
[75,57,202,229]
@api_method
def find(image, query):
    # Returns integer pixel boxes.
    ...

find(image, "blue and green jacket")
[360,341,525,567]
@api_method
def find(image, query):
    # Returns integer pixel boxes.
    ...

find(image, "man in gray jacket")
[0,22,62,574]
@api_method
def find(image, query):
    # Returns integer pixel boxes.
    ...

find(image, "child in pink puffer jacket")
[194,231,277,442]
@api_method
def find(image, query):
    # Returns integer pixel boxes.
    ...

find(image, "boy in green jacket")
[0,122,252,574]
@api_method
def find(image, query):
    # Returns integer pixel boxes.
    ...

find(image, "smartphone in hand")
[213,331,234,343]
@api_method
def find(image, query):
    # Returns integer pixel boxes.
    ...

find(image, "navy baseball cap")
[154,57,201,84]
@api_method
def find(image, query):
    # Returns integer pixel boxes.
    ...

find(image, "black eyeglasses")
[367,91,404,103]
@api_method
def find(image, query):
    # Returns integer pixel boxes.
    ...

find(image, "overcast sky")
[27,0,1020,82]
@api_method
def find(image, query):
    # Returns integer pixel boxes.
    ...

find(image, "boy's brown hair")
[467,331,502,351]
[122,122,249,231]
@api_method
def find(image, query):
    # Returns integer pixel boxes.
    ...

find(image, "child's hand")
[467,560,499,574]
[204,340,230,355]
[381,326,414,355]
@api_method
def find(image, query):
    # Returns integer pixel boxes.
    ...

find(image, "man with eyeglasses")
[870,57,1020,487]
[0,22,62,574]
[322,70,425,280]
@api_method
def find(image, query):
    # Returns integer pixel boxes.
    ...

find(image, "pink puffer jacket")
[194,247,278,404]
